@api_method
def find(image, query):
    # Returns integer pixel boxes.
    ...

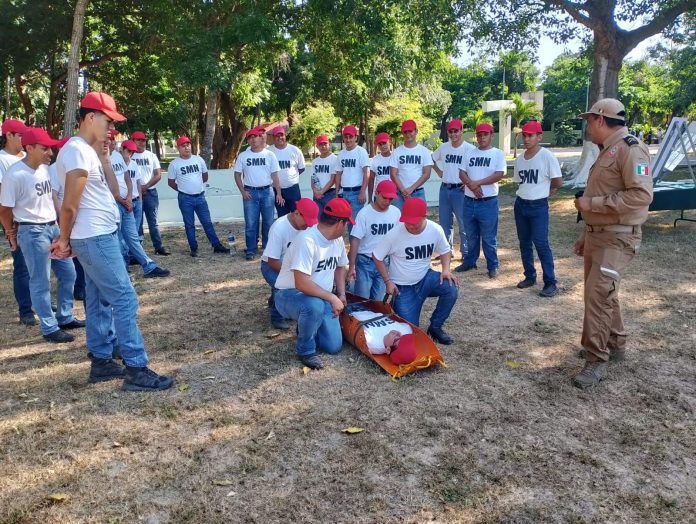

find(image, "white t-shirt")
[111,150,129,199]
[337,146,370,188]
[125,159,140,199]
[131,150,161,186]
[234,149,280,188]
[351,204,401,255]
[513,147,562,200]
[311,154,338,191]
[48,164,64,204]
[373,221,451,286]
[275,225,348,292]
[261,215,301,262]
[0,149,25,183]
[432,141,475,184]
[370,154,392,187]
[461,147,507,198]
[268,144,305,188]
[390,144,433,188]
[56,136,118,239]
[350,309,412,353]
[168,155,208,195]
[0,161,56,223]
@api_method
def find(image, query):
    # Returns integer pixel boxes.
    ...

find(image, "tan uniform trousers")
[581,229,640,362]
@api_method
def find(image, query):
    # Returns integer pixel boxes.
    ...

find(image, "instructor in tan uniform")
[573,98,652,389]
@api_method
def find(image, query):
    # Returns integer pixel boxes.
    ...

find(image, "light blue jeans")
[275,288,343,357]
[394,187,425,210]
[340,189,363,234]
[117,202,157,275]
[139,188,163,250]
[70,231,148,367]
[439,184,468,257]
[17,223,75,335]
[393,269,458,328]
[242,186,275,256]
[354,254,387,300]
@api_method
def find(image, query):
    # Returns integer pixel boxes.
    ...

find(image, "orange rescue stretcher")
[339,292,447,379]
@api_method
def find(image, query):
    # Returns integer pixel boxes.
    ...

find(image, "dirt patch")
[1,188,695,523]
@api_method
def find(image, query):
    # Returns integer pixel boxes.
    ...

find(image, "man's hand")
[440,269,458,287]
[385,280,399,296]
[5,229,18,251]
[338,292,347,307]
[575,195,592,212]
[275,193,285,206]
[50,238,73,259]
[573,238,585,256]
[329,294,345,317]
[313,190,323,200]
[358,190,366,204]
[241,190,252,201]
[347,265,356,282]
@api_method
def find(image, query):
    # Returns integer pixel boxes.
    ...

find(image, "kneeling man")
[274,198,352,369]
[373,197,458,344]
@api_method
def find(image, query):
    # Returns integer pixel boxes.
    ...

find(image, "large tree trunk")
[211,91,246,169]
[153,129,162,160]
[201,89,218,168]
[15,75,35,125]
[194,87,206,155]
[63,0,89,137]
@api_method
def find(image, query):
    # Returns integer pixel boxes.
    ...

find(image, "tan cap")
[579,98,625,121]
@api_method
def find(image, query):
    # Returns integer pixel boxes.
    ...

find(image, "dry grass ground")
[1,186,695,524]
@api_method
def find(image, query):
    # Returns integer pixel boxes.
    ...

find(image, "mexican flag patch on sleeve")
[636,164,650,176]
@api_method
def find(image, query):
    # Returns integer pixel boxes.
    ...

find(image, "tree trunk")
[211,91,246,169]
[194,87,206,155]
[14,75,35,125]
[201,88,218,168]
[153,129,162,160]
[63,0,89,137]
[362,109,372,156]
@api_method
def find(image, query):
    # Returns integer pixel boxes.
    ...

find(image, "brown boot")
[577,348,625,362]
[573,361,608,389]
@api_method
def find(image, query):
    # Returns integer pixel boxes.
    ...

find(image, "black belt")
[341,185,362,192]
[465,195,497,201]
[178,191,205,197]
[245,185,271,190]
[516,196,548,203]
[132,197,139,201]
[442,182,462,189]
[17,221,56,226]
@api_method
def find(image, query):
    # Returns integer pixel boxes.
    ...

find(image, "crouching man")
[273,198,352,369]
[372,197,458,345]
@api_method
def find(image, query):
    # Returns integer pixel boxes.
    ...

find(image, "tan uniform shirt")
[583,127,653,226]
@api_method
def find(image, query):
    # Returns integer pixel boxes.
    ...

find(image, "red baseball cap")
[80,92,127,122]
[375,132,390,144]
[342,125,358,137]
[131,131,146,140]
[447,119,463,131]
[21,128,59,147]
[323,197,355,225]
[121,140,137,152]
[107,129,118,139]
[399,197,427,225]
[520,121,543,134]
[245,127,261,139]
[389,333,417,365]
[315,134,329,145]
[376,180,398,199]
[401,119,417,132]
[475,122,494,134]
[272,126,286,136]
[56,136,71,149]
[2,119,27,135]
[176,136,191,146]
[295,198,319,227]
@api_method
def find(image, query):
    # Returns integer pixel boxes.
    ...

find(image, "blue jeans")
[394,187,425,210]
[131,197,143,243]
[354,254,386,300]
[439,184,468,257]
[139,188,163,250]
[260,261,284,324]
[71,231,148,367]
[17,224,75,335]
[314,193,333,214]
[462,196,499,271]
[11,247,33,317]
[275,288,343,356]
[514,197,556,285]
[275,184,301,218]
[242,187,275,256]
[73,257,85,297]
[340,189,363,233]
[177,192,222,251]
[117,202,157,275]
[393,269,458,328]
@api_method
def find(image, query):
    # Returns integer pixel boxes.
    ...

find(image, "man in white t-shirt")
[131,131,170,256]
[310,134,337,213]
[168,135,228,257]
[459,122,507,278]
[348,180,401,300]
[389,120,433,210]
[274,197,352,369]
[0,118,34,325]
[432,119,476,269]
[51,92,173,392]
[513,121,562,297]
[335,125,369,229]
[0,128,82,343]
[373,197,458,345]
[369,132,393,202]
[234,127,284,260]
[260,198,319,330]
[268,126,305,217]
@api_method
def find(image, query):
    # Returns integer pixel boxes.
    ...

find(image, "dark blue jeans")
[242,186,275,256]
[11,247,33,317]
[177,192,222,251]
[275,184,301,218]
[463,196,499,271]
[260,260,284,324]
[393,269,458,328]
[73,257,86,297]
[514,197,556,285]
[139,188,163,250]
[439,184,467,257]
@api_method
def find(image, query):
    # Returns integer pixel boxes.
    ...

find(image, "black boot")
[89,356,126,383]
[122,366,174,392]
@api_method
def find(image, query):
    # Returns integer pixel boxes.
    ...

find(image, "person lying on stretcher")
[348,309,417,364]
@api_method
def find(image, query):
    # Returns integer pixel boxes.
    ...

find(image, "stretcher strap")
[390,356,448,380]
[350,314,392,348]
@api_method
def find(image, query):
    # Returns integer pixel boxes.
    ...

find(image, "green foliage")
[553,122,577,147]
[370,97,436,145]
[505,93,541,129]
[288,102,340,151]
[541,51,592,127]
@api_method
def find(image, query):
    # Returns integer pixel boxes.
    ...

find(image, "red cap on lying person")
[323,197,355,225]
[399,197,427,225]
[295,198,319,227]
[475,122,494,134]
[376,180,398,199]
[520,121,543,134]
[80,92,127,122]
[389,334,417,365]
[21,128,59,147]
